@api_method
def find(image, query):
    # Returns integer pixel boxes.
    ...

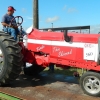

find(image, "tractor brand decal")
[36,45,45,51]
[53,47,72,57]
[53,47,60,52]
[86,52,93,57]
[58,49,72,57]
[84,43,94,48]
[84,43,95,60]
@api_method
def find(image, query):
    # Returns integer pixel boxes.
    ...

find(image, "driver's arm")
[1,22,16,28]
[1,22,10,27]
[1,15,9,27]
[1,15,16,28]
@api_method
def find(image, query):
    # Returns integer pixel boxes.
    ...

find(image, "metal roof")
[39,25,90,31]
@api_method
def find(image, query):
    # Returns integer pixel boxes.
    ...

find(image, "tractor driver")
[1,6,26,41]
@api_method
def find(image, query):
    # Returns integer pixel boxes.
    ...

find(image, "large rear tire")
[0,32,23,85]
[24,64,45,76]
[80,71,100,97]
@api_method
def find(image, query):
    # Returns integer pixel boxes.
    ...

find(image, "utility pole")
[51,23,53,28]
[33,0,39,29]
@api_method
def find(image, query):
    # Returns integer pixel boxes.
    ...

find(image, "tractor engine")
[22,26,100,72]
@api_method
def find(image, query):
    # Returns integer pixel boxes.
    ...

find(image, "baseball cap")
[8,6,16,11]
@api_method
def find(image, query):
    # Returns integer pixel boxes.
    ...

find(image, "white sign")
[84,43,95,60]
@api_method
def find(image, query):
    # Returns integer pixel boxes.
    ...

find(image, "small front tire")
[80,71,100,97]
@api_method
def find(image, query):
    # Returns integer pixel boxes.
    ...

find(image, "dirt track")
[0,72,99,100]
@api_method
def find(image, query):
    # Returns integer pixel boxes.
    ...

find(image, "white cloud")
[46,16,59,23]
[23,21,26,23]
[63,5,67,10]
[27,17,33,20]
[67,8,77,13]
[22,8,27,13]
[27,16,43,23]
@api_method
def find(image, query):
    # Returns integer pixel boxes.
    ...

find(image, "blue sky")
[0,0,100,33]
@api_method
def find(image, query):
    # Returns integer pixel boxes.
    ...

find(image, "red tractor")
[0,16,100,97]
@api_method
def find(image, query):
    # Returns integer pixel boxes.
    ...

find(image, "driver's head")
[7,6,16,15]
[48,29,52,32]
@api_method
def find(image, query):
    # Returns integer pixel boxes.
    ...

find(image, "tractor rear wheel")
[24,64,45,76]
[0,32,23,85]
[80,71,100,97]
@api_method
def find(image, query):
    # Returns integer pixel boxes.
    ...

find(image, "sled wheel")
[80,71,100,97]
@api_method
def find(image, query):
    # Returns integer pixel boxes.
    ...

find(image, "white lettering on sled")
[58,49,72,57]
[86,52,93,57]
[84,43,94,48]
[53,47,60,52]
[36,45,45,51]
[53,47,72,57]
[84,43,95,60]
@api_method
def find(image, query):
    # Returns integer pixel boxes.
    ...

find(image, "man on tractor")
[1,6,26,41]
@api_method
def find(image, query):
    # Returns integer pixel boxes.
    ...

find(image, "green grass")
[0,92,21,100]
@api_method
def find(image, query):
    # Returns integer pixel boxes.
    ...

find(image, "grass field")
[0,92,21,100]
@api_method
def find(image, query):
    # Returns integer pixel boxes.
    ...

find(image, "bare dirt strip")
[0,72,99,100]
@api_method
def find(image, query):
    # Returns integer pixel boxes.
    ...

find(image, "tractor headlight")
[26,26,33,34]
[23,26,33,48]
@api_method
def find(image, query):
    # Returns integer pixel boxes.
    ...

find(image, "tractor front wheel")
[80,71,100,97]
[0,32,23,85]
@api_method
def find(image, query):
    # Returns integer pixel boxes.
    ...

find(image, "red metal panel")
[51,46,77,60]
[28,29,64,41]
[49,57,99,71]
[24,29,100,72]
[75,48,84,61]
[28,43,52,54]
[28,29,99,43]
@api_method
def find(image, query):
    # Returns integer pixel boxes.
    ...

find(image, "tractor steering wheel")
[11,16,23,27]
